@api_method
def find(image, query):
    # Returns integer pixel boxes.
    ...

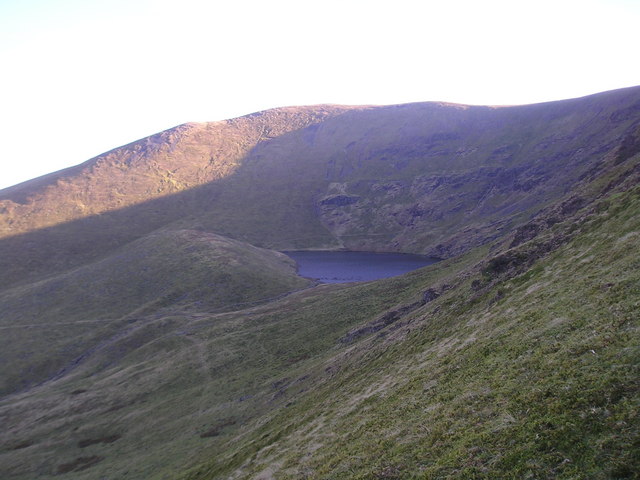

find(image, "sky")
[0,0,639,190]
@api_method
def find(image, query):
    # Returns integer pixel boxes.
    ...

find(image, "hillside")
[2,87,639,290]
[184,147,640,479]
[0,87,638,479]
[0,229,309,396]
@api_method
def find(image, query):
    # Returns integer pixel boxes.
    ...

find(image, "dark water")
[282,251,439,283]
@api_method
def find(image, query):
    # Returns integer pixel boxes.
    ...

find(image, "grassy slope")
[0,265,438,479]
[0,229,309,395]
[147,87,640,256]
[0,90,638,479]
[0,106,354,289]
[0,106,353,237]
[179,159,640,478]
[1,154,636,480]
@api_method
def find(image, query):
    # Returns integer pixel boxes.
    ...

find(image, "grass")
[1,89,639,479]
[180,171,640,479]
[0,250,450,479]
[0,229,310,395]
[2,179,637,478]
[4,88,640,290]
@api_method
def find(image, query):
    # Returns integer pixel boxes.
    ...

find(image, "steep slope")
[199,190,639,480]
[2,87,639,290]
[0,88,638,479]
[180,147,640,480]
[0,105,354,232]
[195,86,640,257]
[0,105,355,289]
[1,105,638,479]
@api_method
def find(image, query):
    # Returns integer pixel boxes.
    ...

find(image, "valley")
[0,87,638,479]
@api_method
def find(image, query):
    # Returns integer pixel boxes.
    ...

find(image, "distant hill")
[0,87,638,479]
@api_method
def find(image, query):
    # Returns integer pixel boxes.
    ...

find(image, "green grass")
[0,229,310,395]
[180,179,640,479]
[0,249,451,479]
[1,90,639,479]
[2,179,637,479]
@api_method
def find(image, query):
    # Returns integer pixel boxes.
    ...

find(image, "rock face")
[1,87,639,288]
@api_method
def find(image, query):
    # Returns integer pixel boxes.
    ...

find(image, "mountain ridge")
[2,86,639,289]
[4,87,639,236]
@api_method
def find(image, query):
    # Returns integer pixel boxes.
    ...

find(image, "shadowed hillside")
[2,87,639,287]
[0,87,638,479]
[0,229,309,395]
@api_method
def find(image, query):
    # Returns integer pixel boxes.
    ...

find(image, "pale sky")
[0,0,638,189]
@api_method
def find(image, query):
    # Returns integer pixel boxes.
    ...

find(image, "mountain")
[0,87,638,479]
[3,88,639,288]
